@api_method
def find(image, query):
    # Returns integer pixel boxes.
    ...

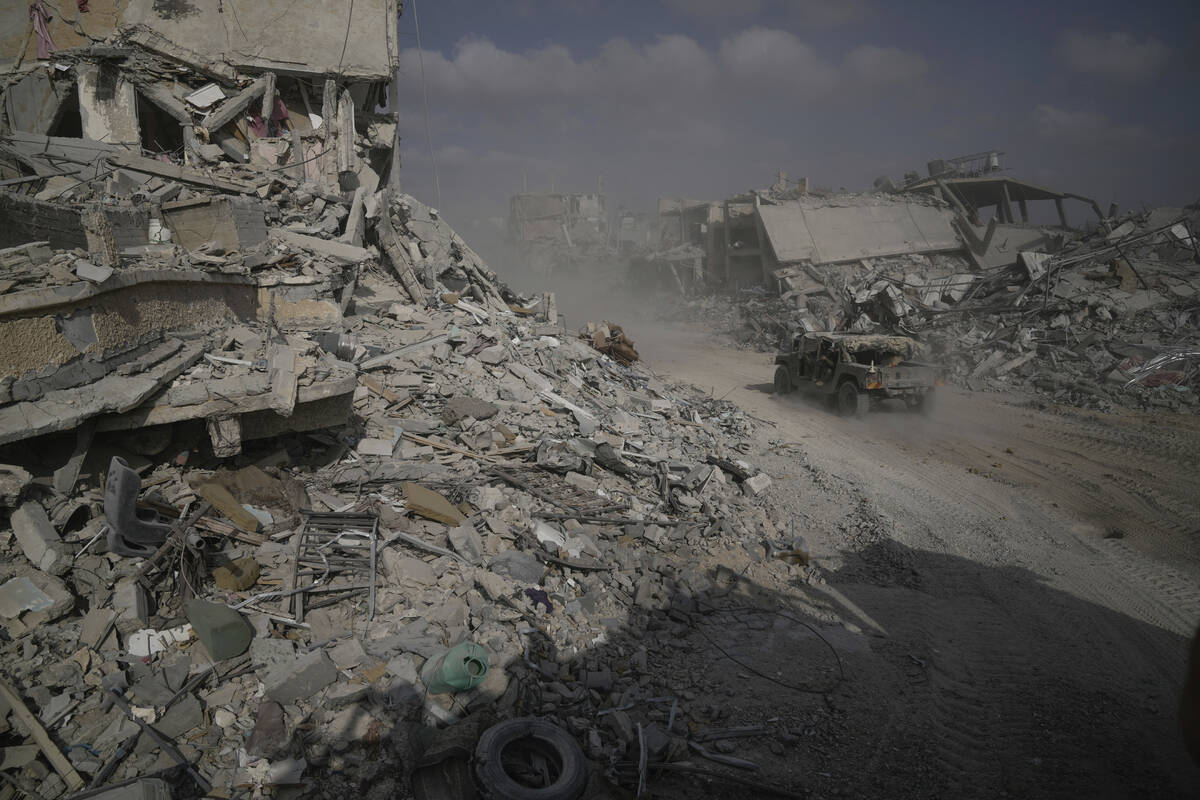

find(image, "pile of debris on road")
[0,5,814,799]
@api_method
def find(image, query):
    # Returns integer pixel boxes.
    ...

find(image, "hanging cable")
[410,0,441,209]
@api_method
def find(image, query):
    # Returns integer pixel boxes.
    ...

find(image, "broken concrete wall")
[0,192,89,251]
[121,0,400,80]
[0,193,149,258]
[161,196,267,252]
[74,63,139,147]
[256,285,344,331]
[3,68,66,134]
[0,274,258,381]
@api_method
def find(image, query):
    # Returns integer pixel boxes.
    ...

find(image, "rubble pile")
[0,11,814,799]
[922,208,1200,412]
[0,262,797,797]
[681,206,1200,413]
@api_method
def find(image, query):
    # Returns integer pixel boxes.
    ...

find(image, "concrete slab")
[759,200,961,265]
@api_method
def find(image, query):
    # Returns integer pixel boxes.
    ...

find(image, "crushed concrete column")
[75,63,139,149]
[11,501,70,576]
[207,416,242,458]
[268,343,298,417]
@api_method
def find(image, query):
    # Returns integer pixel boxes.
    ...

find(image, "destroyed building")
[0,2,1196,796]
[507,189,613,275]
[0,4,832,800]
[678,159,1200,414]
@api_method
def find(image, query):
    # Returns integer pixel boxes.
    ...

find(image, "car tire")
[837,381,868,418]
[773,366,792,395]
[473,717,587,800]
[907,392,934,415]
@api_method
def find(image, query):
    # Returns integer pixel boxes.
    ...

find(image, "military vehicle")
[773,332,939,417]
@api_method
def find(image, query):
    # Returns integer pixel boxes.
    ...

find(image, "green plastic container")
[420,642,489,694]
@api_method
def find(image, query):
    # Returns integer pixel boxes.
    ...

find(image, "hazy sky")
[392,0,1200,239]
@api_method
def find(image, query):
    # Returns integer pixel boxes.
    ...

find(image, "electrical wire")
[336,0,355,75]
[410,0,441,209]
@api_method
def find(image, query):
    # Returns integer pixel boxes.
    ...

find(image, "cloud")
[665,0,872,26]
[717,27,839,95]
[394,29,933,224]
[663,0,763,18]
[398,28,925,114]
[1032,104,1155,146]
[844,45,929,87]
[1060,31,1169,82]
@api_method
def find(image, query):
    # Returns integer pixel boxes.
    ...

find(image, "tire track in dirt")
[643,325,1199,798]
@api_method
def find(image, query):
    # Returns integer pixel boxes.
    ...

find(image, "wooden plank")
[0,679,85,792]
[358,374,401,403]
[401,431,500,463]
[194,481,261,532]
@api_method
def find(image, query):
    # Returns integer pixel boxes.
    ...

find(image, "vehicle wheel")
[837,381,868,418]
[473,717,588,800]
[907,392,934,415]
[773,366,792,395]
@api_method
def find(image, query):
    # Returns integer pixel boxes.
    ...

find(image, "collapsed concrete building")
[507,190,611,274]
[0,5,827,800]
[0,0,419,458]
[676,158,1200,414]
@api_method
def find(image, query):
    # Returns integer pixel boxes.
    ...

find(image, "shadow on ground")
[302,537,1199,799]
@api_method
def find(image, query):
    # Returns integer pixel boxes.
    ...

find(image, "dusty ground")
[614,321,1200,799]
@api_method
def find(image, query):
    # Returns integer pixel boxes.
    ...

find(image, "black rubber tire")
[915,391,935,415]
[837,380,869,418]
[474,717,588,800]
[773,366,792,395]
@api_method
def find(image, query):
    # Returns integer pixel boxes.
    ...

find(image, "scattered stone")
[489,550,545,584]
[448,522,484,562]
[329,638,366,670]
[442,394,499,424]
[212,557,260,591]
[264,651,338,704]
[0,464,31,507]
[380,552,437,586]
[743,473,772,496]
[11,502,70,576]
[184,599,254,661]
[246,700,290,758]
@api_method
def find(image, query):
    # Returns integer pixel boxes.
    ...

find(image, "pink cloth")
[248,97,291,137]
[29,1,56,60]
[78,1,89,12]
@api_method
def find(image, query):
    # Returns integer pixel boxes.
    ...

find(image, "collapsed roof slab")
[758,199,962,266]
[120,0,401,81]
[906,175,1104,227]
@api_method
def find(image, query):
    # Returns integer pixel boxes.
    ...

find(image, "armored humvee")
[773,332,939,417]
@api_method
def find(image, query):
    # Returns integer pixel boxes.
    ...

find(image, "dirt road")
[637,322,1200,798]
